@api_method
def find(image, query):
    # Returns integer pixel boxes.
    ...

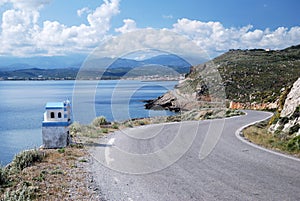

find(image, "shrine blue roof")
[45,102,64,109]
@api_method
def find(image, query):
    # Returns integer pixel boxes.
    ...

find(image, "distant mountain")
[0,68,79,80]
[143,54,191,67]
[0,54,86,70]
[75,54,191,79]
[0,53,191,70]
[108,58,141,69]
[0,63,37,71]
[0,53,192,80]
[88,54,191,71]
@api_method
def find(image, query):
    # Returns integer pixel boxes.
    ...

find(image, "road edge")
[235,110,300,162]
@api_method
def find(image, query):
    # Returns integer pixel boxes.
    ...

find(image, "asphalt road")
[89,110,300,201]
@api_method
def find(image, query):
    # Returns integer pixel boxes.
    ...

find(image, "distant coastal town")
[0,74,185,81]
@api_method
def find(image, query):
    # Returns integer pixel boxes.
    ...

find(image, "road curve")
[89,110,300,201]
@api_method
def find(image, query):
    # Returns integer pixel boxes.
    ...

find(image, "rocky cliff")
[280,78,300,117]
[269,78,300,136]
[145,64,226,111]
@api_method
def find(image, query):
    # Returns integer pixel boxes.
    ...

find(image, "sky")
[0,0,299,58]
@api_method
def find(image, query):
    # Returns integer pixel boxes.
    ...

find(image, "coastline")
[0,80,178,166]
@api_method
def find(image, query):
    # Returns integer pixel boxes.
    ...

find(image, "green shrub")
[79,159,88,163]
[70,143,84,149]
[92,116,108,127]
[112,123,119,129]
[101,128,109,133]
[33,172,46,182]
[289,124,300,135]
[291,106,300,120]
[166,115,181,122]
[278,117,289,125]
[57,148,65,154]
[225,109,232,116]
[124,122,133,128]
[274,129,283,138]
[137,120,146,126]
[286,135,300,151]
[12,149,44,171]
[69,122,82,135]
[0,166,8,186]
[3,184,37,201]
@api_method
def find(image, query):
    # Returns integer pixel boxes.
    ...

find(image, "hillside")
[0,68,78,80]
[216,45,300,103]
[146,45,300,110]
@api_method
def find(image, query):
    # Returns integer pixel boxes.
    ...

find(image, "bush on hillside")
[0,166,8,186]
[286,135,300,151]
[12,149,44,171]
[92,116,108,127]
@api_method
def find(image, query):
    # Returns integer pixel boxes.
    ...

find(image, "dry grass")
[0,145,97,200]
[243,124,300,158]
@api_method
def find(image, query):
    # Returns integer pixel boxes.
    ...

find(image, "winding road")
[89,110,300,201]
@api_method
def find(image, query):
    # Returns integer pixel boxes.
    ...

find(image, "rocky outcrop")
[145,63,226,111]
[144,89,199,112]
[144,91,181,112]
[269,78,300,136]
[229,101,278,110]
[281,78,300,117]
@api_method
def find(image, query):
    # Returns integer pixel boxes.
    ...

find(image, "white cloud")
[77,7,91,17]
[115,19,137,33]
[0,0,120,56]
[172,18,300,55]
[92,29,208,66]
[0,1,299,58]
[1,9,40,54]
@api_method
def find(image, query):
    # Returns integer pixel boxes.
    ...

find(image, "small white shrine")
[42,100,72,148]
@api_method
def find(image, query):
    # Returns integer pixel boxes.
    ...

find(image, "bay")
[0,80,177,165]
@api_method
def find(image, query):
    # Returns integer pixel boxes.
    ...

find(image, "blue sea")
[0,80,177,165]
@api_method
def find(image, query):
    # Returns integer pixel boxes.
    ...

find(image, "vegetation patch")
[92,116,108,127]
[214,46,300,103]
[57,148,65,154]
[0,166,8,186]
[70,116,122,144]
[268,111,280,125]
[286,135,300,152]
[243,121,300,158]
[0,145,95,200]
[11,149,45,171]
